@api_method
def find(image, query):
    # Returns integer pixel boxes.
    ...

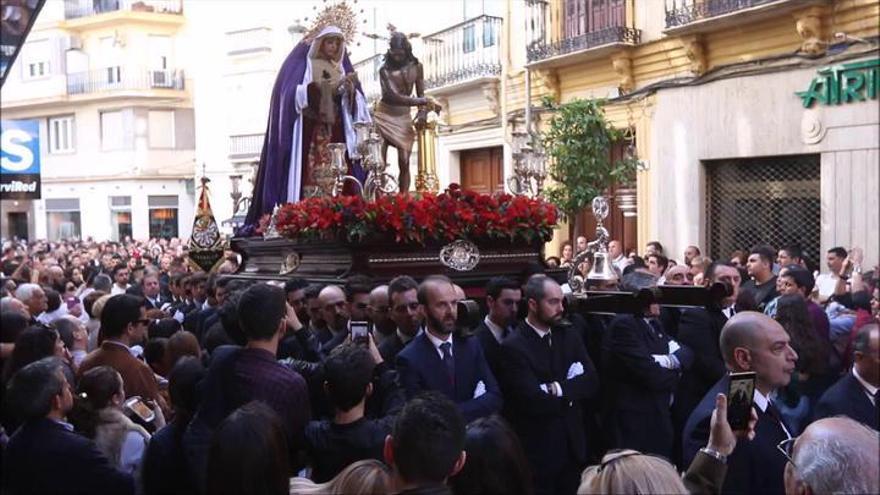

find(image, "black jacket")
[813,371,878,430]
[497,321,598,493]
[674,307,730,432]
[304,360,404,482]
[683,375,789,495]
[602,315,693,458]
[2,418,134,495]
[473,320,508,379]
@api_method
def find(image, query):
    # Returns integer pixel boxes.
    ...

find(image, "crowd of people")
[0,236,878,495]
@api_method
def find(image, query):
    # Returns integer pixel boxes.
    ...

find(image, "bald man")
[783,417,879,495]
[368,285,395,344]
[318,285,350,355]
[682,311,798,494]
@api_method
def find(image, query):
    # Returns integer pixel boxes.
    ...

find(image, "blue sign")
[1,119,42,199]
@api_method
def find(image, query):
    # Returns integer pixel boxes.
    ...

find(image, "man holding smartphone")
[682,311,798,494]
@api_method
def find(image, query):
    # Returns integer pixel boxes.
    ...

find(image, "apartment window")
[148,195,178,238]
[45,198,81,240]
[109,196,132,241]
[48,116,76,154]
[22,39,50,80]
[101,111,124,150]
[463,24,476,54]
[148,110,175,148]
[483,21,497,47]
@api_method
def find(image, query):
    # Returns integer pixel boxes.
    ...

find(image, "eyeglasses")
[777,437,798,468]
[135,318,151,326]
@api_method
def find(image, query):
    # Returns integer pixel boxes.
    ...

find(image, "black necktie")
[541,333,552,349]
[440,342,455,385]
[765,401,789,437]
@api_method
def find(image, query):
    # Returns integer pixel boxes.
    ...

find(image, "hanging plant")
[540,97,638,220]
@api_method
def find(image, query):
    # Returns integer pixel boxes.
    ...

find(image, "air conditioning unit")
[151,70,173,88]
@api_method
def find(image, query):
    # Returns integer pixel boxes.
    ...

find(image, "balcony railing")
[228,134,264,160]
[423,15,503,90]
[526,0,640,63]
[67,67,185,95]
[665,0,779,28]
[353,54,383,102]
[64,0,183,20]
[226,27,272,56]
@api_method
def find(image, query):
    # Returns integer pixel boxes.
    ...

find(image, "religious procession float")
[185,1,725,310]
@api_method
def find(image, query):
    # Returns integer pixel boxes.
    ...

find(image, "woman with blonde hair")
[578,450,689,495]
[289,459,391,495]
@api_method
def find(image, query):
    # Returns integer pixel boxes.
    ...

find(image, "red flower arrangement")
[274,184,558,245]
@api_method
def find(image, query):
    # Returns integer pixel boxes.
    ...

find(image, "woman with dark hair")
[206,401,291,495]
[143,357,206,495]
[68,365,155,475]
[450,415,533,495]
[1,325,68,386]
[774,294,833,433]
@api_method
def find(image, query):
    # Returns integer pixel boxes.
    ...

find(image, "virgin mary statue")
[244,25,371,228]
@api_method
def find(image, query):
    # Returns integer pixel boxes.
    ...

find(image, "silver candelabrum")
[506,131,547,197]
[309,122,398,200]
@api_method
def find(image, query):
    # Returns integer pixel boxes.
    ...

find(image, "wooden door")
[460,147,504,194]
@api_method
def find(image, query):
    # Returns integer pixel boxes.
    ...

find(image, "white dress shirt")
[853,366,878,406]
[425,330,453,360]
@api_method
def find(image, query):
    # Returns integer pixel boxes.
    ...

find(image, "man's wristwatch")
[700,447,728,464]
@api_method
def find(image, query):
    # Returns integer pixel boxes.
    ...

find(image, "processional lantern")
[568,196,617,296]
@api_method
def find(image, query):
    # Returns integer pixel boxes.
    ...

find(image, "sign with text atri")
[1,120,42,200]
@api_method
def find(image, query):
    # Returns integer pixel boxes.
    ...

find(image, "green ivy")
[540,98,638,219]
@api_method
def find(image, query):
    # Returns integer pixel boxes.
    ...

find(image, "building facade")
[1,0,196,242]
[458,0,879,269]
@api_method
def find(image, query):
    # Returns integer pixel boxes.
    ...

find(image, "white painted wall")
[649,56,880,270]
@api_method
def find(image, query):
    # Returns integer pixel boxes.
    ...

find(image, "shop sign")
[796,58,879,108]
[1,119,41,200]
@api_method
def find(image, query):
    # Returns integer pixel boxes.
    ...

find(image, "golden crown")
[303,0,363,44]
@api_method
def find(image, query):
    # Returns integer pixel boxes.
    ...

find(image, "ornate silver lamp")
[507,131,547,197]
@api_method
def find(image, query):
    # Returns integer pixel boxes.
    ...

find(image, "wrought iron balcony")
[67,67,185,95]
[665,0,784,28]
[526,0,639,64]
[228,134,264,160]
[64,0,183,19]
[422,15,503,90]
[353,54,383,102]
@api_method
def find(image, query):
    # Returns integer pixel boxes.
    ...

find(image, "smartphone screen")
[349,320,370,345]
[124,397,155,423]
[727,371,756,431]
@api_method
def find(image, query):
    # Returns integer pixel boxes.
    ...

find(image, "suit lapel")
[519,324,553,381]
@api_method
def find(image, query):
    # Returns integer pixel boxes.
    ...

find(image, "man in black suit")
[674,261,742,459]
[397,275,502,423]
[473,276,521,377]
[141,270,169,309]
[602,272,694,459]
[683,311,798,495]
[2,357,134,495]
[379,275,422,364]
[497,275,599,495]
[813,323,878,429]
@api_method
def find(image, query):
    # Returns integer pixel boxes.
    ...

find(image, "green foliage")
[541,98,638,218]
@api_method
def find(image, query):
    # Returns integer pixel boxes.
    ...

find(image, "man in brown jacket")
[78,294,165,411]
